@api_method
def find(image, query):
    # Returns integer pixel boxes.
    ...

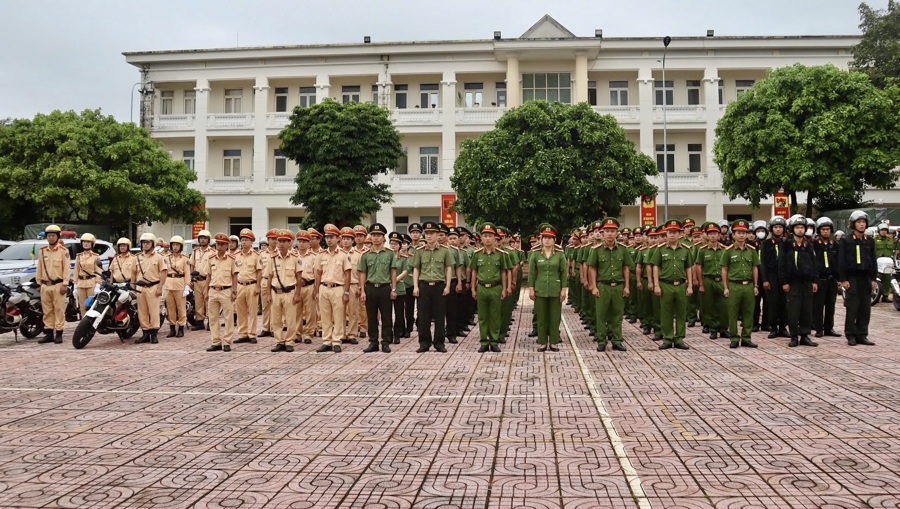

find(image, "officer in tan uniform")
[341,226,364,344]
[234,229,263,344]
[205,233,238,352]
[110,238,136,284]
[134,232,167,345]
[308,227,324,338]
[74,233,101,316]
[258,229,278,338]
[36,225,71,344]
[266,229,302,352]
[190,230,215,331]
[315,224,352,352]
[295,229,318,344]
[163,235,190,338]
[353,225,370,338]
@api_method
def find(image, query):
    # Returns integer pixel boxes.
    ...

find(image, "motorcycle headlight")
[96,292,111,305]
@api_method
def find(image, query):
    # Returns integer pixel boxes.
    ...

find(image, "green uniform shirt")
[450,246,466,281]
[649,243,693,282]
[528,250,567,297]
[469,248,511,284]
[625,245,639,273]
[410,244,454,282]
[358,247,395,284]
[695,243,727,277]
[720,244,759,281]
[587,242,634,283]
[874,236,895,258]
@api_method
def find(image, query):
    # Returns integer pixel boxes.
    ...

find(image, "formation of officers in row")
[565,210,882,351]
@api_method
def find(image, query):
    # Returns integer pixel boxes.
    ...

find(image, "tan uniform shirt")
[191,245,215,277]
[235,249,262,284]
[209,252,238,288]
[297,250,317,282]
[259,248,275,288]
[110,254,136,283]
[269,251,300,289]
[347,247,365,285]
[164,253,190,291]
[318,248,352,285]
[135,251,166,284]
[36,243,70,285]
[74,251,101,288]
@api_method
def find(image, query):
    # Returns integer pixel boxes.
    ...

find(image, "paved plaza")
[1,296,899,508]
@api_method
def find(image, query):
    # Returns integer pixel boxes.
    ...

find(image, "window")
[688,144,703,173]
[420,84,439,109]
[464,83,483,107]
[275,87,289,112]
[394,217,410,235]
[496,82,507,107]
[160,91,174,115]
[299,87,316,107]
[420,215,440,224]
[287,216,304,231]
[395,85,408,109]
[718,80,724,105]
[229,217,252,237]
[184,90,196,114]
[395,147,408,175]
[342,85,360,104]
[274,149,287,176]
[224,149,241,177]
[655,144,675,173]
[173,223,192,240]
[182,150,195,171]
[419,147,439,175]
[686,80,701,105]
[609,81,629,106]
[654,81,673,106]
[522,73,572,104]
[736,79,755,98]
[371,85,379,106]
[224,89,243,113]
[587,81,597,106]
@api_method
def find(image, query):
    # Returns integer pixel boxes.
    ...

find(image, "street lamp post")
[130,81,154,125]
[662,36,672,221]
[130,82,142,124]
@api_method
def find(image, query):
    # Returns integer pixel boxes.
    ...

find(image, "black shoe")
[348,338,358,345]
[674,343,690,350]
[814,331,824,338]
[333,345,342,353]
[316,345,333,353]
[857,337,875,346]
[720,331,731,339]
[549,346,559,352]
[478,345,488,353]
[741,341,758,348]
[882,296,891,303]
[642,326,652,335]
[363,342,379,353]
[687,320,696,328]
[191,323,205,331]
[489,345,501,353]
[447,337,458,344]
[499,337,507,344]
[659,343,673,350]
[167,325,177,338]
[847,337,857,346]
[825,329,842,337]
[538,346,547,352]
[248,337,258,344]
[258,330,273,337]
[710,332,718,339]
[223,345,231,352]
[789,337,799,347]
[435,345,448,353]
[150,331,158,344]
[415,347,429,353]
[768,331,779,339]
[359,331,367,339]
[206,344,222,352]
[294,338,302,344]
[597,343,606,352]
[761,324,771,332]
[778,327,791,339]
[799,336,818,347]
[528,330,537,337]
[54,330,63,344]
[730,341,739,348]
[751,324,760,333]
[612,344,627,352]
[135,332,150,344]
[392,338,400,344]
[652,334,663,341]
[302,338,310,344]
[176,326,184,337]
[271,343,286,352]
[284,345,294,352]
[235,337,252,343]
[628,318,638,324]
[381,343,391,353]
[702,325,710,334]
[39,330,55,344]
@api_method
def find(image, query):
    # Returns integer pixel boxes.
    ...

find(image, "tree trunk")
[789,190,798,215]
[805,191,815,218]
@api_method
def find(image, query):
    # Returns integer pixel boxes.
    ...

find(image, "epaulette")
[473,247,484,253]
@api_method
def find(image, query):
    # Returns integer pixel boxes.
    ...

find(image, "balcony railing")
[265,176,296,192]
[390,175,443,191]
[207,113,254,129]
[391,109,442,126]
[649,172,721,190]
[267,112,291,129]
[592,106,640,123]
[153,114,195,131]
[653,105,706,123]
[455,107,505,125]
[205,177,252,193]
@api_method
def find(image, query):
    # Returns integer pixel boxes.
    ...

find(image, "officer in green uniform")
[649,219,694,350]
[587,218,633,352]
[682,218,701,328]
[471,223,511,352]
[410,221,455,353]
[388,231,410,343]
[721,219,760,348]
[648,226,665,340]
[358,223,397,354]
[695,222,730,339]
[874,223,895,302]
[624,228,640,323]
[528,225,567,352]
[496,226,517,343]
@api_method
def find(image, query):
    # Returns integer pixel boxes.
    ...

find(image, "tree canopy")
[0,109,206,238]
[851,1,900,88]
[451,101,657,235]
[278,99,403,229]
[713,64,900,215]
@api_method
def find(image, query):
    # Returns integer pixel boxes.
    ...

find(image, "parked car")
[0,239,115,286]
[0,241,16,254]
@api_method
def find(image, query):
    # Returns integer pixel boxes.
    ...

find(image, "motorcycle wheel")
[117,310,140,340]
[185,296,197,327]
[19,315,42,339]
[871,281,882,306]
[72,317,97,349]
[893,294,900,312]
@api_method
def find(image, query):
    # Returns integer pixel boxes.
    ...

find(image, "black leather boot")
[166,325,177,338]
[150,329,159,344]
[176,326,184,337]
[135,331,150,344]
[54,330,63,344]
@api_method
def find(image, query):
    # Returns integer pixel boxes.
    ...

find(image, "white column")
[315,75,331,103]
[378,68,392,109]
[637,67,655,157]
[574,52,589,104]
[505,54,520,107]
[377,207,395,233]
[702,67,720,189]
[252,78,269,193]
[251,204,269,235]
[194,78,211,187]
[441,71,457,191]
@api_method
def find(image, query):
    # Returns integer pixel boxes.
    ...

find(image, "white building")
[125,15,880,237]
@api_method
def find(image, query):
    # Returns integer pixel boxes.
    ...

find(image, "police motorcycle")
[65,280,81,323]
[885,254,900,312]
[0,281,43,340]
[71,262,140,349]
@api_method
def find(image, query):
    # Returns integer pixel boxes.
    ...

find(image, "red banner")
[641,195,657,226]
[441,194,457,227]
[191,200,207,239]
[773,192,789,219]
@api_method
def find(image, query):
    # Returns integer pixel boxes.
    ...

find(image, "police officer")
[295,230,318,344]
[266,229,301,353]
[874,222,895,303]
[163,235,190,338]
[444,226,465,344]
[779,215,818,347]
[750,220,769,332]
[36,225,71,344]
[529,224,567,352]
[315,224,352,353]
[134,232,167,345]
[401,234,415,337]
[234,229,263,345]
[760,216,790,339]
[695,223,729,339]
[813,217,841,339]
[205,233,238,352]
[471,223,510,353]
[258,229,279,338]
[358,223,396,353]
[587,218,632,352]
[190,230,214,331]
[227,235,240,255]
[110,238,136,284]
[721,220,759,348]
[74,233,101,316]
[411,221,454,353]
[838,210,878,346]
[389,232,410,343]
[650,219,694,350]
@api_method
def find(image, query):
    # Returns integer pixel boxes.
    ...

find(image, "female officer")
[528,224,567,352]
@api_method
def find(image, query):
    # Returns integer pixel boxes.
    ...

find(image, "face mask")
[756,232,766,240]
[806,228,813,236]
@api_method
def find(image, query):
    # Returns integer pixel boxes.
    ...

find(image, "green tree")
[0,109,206,235]
[714,64,900,215]
[451,101,657,235]
[278,99,403,228]
[851,1,900,88]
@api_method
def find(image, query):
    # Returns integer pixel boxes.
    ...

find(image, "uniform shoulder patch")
[473,247,484,253]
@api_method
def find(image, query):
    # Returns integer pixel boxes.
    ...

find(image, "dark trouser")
[753,287,766,326]
[844,274,872,339]
[418,282,446,350]
[446,279,459,339]
[880,273,891,297]
[404,293,415,334]
[765,277,787,329]
[364,284,392,345]
[786,280,813,338]
[393,294,406,340]
[812,277,838,333]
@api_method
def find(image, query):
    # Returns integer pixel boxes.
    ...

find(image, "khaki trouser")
[138,287,161,330]
[345,283,361,338]
[319,285,344,346]
[165,289,187,326]
[260,281,271,332]
[236,283,259,338]
[271,291,298,345]
[41,283,66,331]
[76,284,96,316]
[208,287,234,345]
[358,285,368,333]
[193,279,209,321]
[300,284,316,339]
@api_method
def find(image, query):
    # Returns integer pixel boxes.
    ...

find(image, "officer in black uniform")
[812,217,841,339]
[760,216,790,339]
[838,210,877,346]
[778,214,818,347]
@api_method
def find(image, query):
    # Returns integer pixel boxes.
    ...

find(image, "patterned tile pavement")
[1,294,900,508]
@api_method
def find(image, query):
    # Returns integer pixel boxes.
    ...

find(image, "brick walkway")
[1,295,899,508]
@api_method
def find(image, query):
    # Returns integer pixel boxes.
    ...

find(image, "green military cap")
[422,221,440,232]
[481,222,498,236]
[731,219,751,231]
[539,224,558,237]
[683,217,696,229]
[408,222,423,233]
[704,222,721,233]
[388,231,403,243]
[664,219,683,231]
[447,227,459,237]
[621,227,632,235]
[600,218,620,230]
[496,226,509,237]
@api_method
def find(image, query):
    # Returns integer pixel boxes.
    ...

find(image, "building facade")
[125,15,879,237]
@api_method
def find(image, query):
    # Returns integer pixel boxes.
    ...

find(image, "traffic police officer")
[134,232,167,344]
[838,210,878,346]
[110,238,136,284]
[411,221,455,353]
[650,220,694,350]
[258,229,279,338]
[586,218,632,352]
[295,229,318,344]
[36,225,71,344]
[315,224,352,353]
[234,229,263,344]
[190,230,214,331]
[74,233,101,316]
[779,215,818,347]
[721,220,759,348]
[205,233,238,352]
[163,235,190,338]
[266,229,301,353]
[358,223,396,353]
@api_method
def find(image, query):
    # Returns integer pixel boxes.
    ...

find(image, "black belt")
[321,282,343,288]
[78,275,96,280]
[704,276,722,282]
[140,281,160,287]
[41,279,64,285]
[365,282,389,288]
[237,281,256,286]
[302,278,315,286]
[273,285,295,293]
[210,285,232,291]
[661,280,685,286]
[598,281,622,287]
[478,281,501,288]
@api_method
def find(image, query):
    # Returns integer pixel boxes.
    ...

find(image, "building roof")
[520,14,576,39]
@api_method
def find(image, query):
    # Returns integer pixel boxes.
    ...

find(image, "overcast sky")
[0,0,878,122]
